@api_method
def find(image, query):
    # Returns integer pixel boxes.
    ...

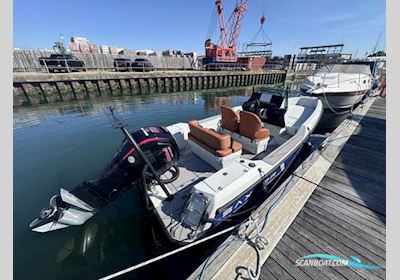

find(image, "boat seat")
[220,105,240,132]
[239,111,270,141]
[219,109,271,155]
[188,120,242,169]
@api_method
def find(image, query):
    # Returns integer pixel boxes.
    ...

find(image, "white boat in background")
[344,58,386,89]
[300,64,372,110]
[30,91,323,245]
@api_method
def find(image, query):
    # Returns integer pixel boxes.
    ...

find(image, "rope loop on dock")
[242,217,269,280]
[246,237,268,280]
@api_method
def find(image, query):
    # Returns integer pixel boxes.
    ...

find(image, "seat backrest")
[239,111,270,141]
[220,105,240,132]
[188,120,231,151]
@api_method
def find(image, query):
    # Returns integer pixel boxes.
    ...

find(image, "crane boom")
[216,0,229,49]
[228,0,249,48]
[204,0,249,66]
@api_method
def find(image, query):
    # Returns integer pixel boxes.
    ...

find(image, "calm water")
[13,84,346,279]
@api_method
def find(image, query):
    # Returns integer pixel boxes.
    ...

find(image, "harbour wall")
[13,70,287,107]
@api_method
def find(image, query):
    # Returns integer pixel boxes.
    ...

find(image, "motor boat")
[343,58,386,89]
[30,92,323,245]
[300,64,372,110]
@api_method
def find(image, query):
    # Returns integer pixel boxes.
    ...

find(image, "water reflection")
[56,223,99,265]
[13,88,258,130]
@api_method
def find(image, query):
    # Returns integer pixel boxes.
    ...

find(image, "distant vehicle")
[38,54,85,73]
[131,58,154,72]
[113,58,133,72]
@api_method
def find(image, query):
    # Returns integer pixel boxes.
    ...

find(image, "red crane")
[204,0,249,66]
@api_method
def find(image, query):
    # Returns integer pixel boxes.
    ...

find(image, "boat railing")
[311,72,364,89]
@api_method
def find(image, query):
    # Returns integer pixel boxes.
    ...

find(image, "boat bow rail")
[301,64,372,94]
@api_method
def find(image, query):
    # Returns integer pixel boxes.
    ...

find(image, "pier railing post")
[17,55,26,72]
[43,59,49,73]
[65,59,70,73]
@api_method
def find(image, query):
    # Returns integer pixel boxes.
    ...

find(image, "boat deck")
[151,138,283,243]
[162,147,215,194]
[160,134,285,195]
[150,125,292,243]
[188,96,386,280]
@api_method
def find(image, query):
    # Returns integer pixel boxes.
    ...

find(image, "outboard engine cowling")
[71,126,180,208]
[30,126,180,233]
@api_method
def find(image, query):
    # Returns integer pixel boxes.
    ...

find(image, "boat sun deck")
[147,96,323,243]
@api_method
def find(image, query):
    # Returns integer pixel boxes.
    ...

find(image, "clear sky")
[13,0,386,58]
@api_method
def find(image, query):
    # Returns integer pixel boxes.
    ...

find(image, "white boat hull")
[300,69,372,110]
[303,89,367,109]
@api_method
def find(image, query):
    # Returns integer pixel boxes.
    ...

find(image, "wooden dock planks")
[188,97,386,280]
[261,98,386,280]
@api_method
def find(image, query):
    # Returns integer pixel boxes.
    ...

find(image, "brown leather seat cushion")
[188,134,233,157]
[231,141,242,152]
[188,120,242,157]
[239,111,270,141]
[220,105,240,132]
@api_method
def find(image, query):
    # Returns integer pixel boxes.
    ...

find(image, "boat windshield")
[182,193,209,230]
[317,64,371,75]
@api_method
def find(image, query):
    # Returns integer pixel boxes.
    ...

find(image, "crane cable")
[206,4,217,41]
[247,0,272,49]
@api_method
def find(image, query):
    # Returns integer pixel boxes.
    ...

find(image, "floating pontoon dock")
[189,96,386,280]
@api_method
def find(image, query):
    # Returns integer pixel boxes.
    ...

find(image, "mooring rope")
[99,225,239,280]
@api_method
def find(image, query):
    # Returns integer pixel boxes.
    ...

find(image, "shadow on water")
[13,84,355,279]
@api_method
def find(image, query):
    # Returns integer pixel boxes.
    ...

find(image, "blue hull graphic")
[214,146,302,225]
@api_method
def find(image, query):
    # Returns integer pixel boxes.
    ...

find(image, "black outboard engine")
[71,126,179,209]
[30,126,180,233]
